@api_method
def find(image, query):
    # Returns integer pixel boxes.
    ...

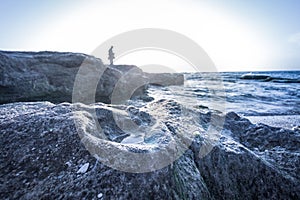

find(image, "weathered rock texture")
[0,101,299,199]
[0,51,184,104]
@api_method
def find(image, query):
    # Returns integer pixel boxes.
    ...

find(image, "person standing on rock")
[108,46,115,66]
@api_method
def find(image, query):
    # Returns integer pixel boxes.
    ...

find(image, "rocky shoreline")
[0,51,183,104]
[0,101,299,199]
[0,51,299,199]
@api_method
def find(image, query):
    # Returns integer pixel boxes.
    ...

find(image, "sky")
[1,0,300,72]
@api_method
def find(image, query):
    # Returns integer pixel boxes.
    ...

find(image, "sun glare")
[29,0,272,71]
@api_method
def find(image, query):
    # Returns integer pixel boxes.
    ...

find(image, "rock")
[97,193,103,198]
[145,72,184,86]
[240,74,270,80]
[0,101,299,199]
[193,112,300,199]
[77,163,89,174]
[0,101,208,199]
[240,73,300,83]
[65,161,72,167]
[292,125,300,132]
[0,51,184,104]
[196,138,299,199]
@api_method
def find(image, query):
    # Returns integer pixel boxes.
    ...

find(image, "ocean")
[145,71,300,129]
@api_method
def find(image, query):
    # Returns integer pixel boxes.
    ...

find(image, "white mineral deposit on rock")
[77,163,89,174]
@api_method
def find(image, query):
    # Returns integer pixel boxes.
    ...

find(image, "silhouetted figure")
[108,46,115,66]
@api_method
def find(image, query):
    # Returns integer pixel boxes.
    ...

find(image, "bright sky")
[1,0,300,71]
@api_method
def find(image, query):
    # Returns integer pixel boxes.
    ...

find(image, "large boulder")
[0,101,299,199]
[0,101,211,199]
[0,51,184,104]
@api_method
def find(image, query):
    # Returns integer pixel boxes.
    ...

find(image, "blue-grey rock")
[0,51,184,104]
[0,101,299,199]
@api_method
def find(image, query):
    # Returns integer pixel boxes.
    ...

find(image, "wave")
[240,73,300,83]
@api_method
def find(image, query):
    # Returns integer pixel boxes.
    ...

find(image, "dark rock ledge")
[0,51,184,104]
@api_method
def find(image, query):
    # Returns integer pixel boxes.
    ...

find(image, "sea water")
[147,71,300,117]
